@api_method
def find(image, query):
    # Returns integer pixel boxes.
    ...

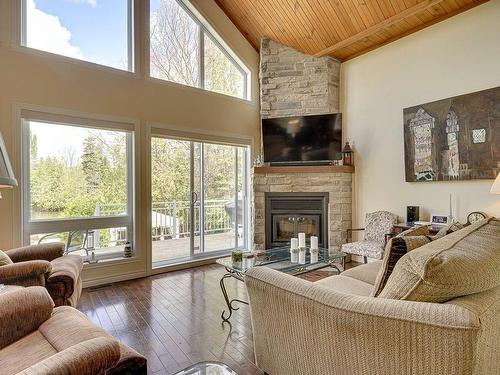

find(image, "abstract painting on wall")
[403,86,500,182]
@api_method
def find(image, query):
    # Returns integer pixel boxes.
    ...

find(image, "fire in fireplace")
[265,192,329,249]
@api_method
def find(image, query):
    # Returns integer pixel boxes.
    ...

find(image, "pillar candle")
[310,236,318,250]
[298,232,306,248]
[291,238,299,249]
[298,249,306,264]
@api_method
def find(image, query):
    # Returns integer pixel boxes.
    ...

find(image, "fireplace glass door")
[272,215,320,244]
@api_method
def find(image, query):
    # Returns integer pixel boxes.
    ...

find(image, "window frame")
[149,0,250,100]
[19,0,136,73]
[21,111,135,258]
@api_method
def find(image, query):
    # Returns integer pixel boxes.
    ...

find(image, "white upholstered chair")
[342,210,398,263]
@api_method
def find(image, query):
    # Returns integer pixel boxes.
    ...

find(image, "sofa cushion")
[314,275,373,296]
[396,225,429,237]
[433,221,464,239]
[378,218,500,303]
[0,331,57,375]
[40,306,147,372]
[372,235,432,297]
[0,250,13,266]
[341,260,382,285]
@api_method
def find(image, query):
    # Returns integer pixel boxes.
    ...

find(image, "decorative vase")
[123,241,133,258]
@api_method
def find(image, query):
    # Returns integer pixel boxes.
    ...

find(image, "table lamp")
[0,133,17,199]
[491,172,500,195]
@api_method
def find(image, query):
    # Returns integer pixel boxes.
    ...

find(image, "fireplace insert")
[265,192,329,249]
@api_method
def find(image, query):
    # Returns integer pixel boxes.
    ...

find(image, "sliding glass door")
[151,136,249,267]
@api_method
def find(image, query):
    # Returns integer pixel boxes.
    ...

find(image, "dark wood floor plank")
[78,264,263,375]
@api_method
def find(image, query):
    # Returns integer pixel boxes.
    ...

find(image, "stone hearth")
[253,169,352,251]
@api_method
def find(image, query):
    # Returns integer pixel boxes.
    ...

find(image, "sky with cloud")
[26,0,129,70]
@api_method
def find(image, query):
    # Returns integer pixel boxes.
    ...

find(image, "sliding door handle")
[191,191,198,204]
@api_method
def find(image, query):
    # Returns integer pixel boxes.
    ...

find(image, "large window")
[151,136,249,266]
[150,0,249,99]
[21,0,133,71]
[22,113,134,263]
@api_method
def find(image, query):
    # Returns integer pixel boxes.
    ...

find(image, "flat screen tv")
[262,113,342,164]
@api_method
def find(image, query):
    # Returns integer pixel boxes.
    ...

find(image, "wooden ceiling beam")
[340,0,490,61]
[313,0,446,57]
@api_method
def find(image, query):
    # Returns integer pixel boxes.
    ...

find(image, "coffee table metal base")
[219,261,344,322]
[220,268,248,323]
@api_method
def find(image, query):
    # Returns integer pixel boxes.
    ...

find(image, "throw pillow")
[396,225,430,238]
[378,218,500,303]
[433,221,464,239]
[372,235,431,297]
[0,250,13,266]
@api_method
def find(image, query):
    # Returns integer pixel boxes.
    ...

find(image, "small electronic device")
[406,206,420,224]
[430,214,449,227]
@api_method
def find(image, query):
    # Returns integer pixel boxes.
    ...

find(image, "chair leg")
[363,256,368,264]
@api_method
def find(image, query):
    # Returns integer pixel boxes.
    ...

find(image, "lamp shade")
[491,173,500,194]
[0,133,17,188]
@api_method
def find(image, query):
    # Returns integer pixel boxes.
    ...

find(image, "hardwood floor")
[77,264,262,375]
[78,261,360,374]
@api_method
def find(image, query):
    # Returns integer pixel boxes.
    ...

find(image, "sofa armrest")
[6,243,65,263]
[16,337,121,375]
[245,267,480,375]
[0,287,54,349]
[0,260,51,286]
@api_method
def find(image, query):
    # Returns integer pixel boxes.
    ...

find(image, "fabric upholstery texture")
[0,249,13,266]
[245,221,500,374]
[314,274,373,296]
[379,218,500,302]
[396,225,430,237]
[1,244,82,306]
[341,260,382,285]
[6,243,64,263]
[0,260,51,287]
[45,255,83,307]
[245,266,499,375]
[16,337,120,375]
[0,288,147,375]
[0,331,58,373]
[0,287,54,350]
[433,221,464,239]
[372,235,432,297]
[342,211,398,260]
[341,240,384,259]
[364,210,398,246]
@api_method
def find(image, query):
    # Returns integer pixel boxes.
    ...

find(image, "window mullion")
[199,28,205,89]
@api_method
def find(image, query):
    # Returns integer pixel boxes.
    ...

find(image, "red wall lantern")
[342,142,353,166]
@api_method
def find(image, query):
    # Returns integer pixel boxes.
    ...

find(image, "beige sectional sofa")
[246,219,500,375]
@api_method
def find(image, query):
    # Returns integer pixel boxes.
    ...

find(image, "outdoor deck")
[77,232,237,264]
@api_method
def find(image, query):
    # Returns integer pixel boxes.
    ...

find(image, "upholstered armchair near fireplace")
[0,242,83,307]
[342,210,398,263]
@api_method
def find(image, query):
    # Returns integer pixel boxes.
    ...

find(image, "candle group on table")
[290,234,319,264]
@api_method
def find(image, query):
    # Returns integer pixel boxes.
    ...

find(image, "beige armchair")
[0,287,146,375]
[0,243,83,306]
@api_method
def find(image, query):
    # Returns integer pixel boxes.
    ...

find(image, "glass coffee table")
[216,247,346,322]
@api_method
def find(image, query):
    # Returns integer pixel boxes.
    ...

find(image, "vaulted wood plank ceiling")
[214,0,488,61]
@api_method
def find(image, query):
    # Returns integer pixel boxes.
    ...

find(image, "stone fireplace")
[253,168,353,251]
[253,38,351,251]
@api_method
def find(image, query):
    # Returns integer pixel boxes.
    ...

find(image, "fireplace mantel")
[253,165,354,174]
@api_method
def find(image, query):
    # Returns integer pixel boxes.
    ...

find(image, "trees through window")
[150,0,248,99]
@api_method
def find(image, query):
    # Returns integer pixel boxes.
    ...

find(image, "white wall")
[341,1,500,229]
